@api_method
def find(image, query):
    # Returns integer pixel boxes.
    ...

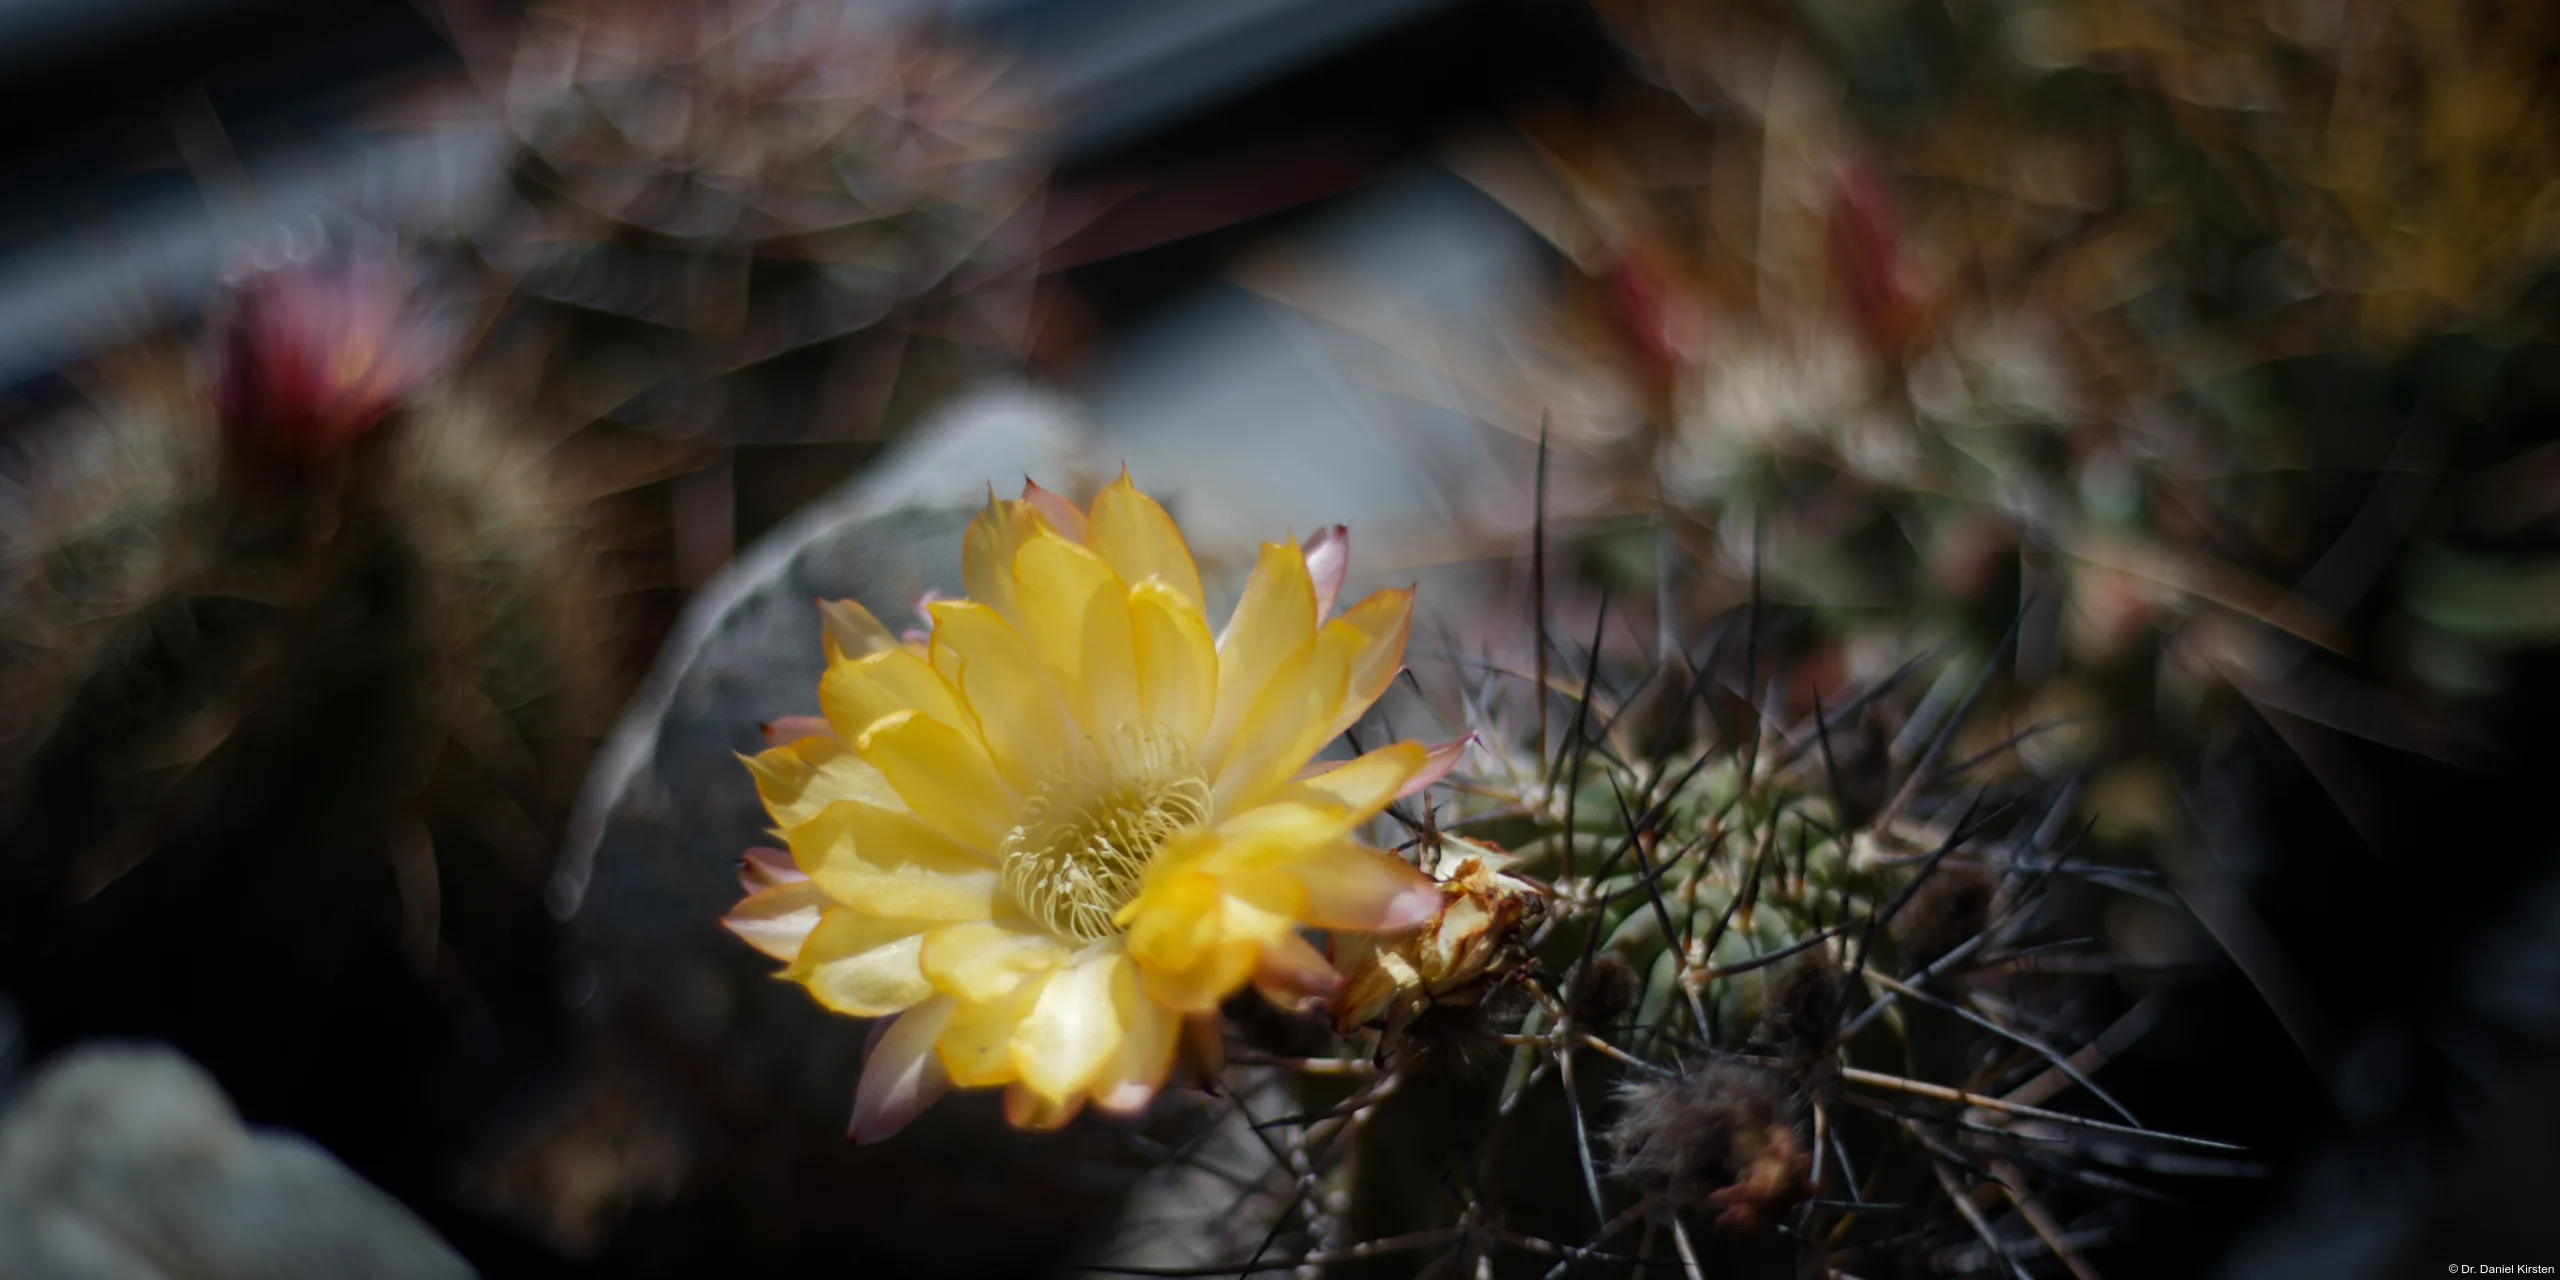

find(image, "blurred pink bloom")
[217,260,441,469]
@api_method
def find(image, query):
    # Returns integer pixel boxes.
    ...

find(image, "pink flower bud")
[1827,160,1921,353]
[217,260,439,469]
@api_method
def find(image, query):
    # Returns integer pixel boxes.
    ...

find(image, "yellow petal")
[817,598,901,663]
[1004,1081,1087,1131]
[1014,946,1131,1102]
[744,737,903,830]
[962,493,1049,630]
[1091,993,1180,1117]
[821,647,969,745]
[1210,637,1351,816]
[920,919,1073,1003]
[1137,937,1258,1013]
[1088,473,1205,615]
[1124,864,1291,1013]
[1288,740,1429,820]
[721,879,831,961]
[1317,587,1414,741]
[1217,864,1310,920]
[788,801,998,920]
[1202,540,1318,774]
[936,968,1051,1087]
[856,710,1014,854]
[1210,783,1376,849]
[1121,860,1224,971]
[785,908,938,1016]
[1012,533,1140,733]
[927,601,1074,791]
[1129,580,1216,748]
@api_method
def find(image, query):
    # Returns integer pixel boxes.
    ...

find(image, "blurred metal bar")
[0,0,1457,391]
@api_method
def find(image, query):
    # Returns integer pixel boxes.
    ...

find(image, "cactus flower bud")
[217,260,438,469]
[1827,158,1922,354]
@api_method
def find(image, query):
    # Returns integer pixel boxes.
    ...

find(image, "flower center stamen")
[999,720,1212,943]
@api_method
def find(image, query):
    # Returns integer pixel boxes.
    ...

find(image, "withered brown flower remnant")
[1329,841,1548,1038]
[1891,861,1998,972]
[1609,1060,1811,1232]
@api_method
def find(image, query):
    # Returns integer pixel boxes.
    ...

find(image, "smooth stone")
[0,1043,474,1280]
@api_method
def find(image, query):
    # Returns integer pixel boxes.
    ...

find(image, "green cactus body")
[1092,605,2224,1278]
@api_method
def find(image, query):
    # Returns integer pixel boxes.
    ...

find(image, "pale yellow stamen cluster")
[1000,721,1211,943]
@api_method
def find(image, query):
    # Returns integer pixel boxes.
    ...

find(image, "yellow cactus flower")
[725,475,1452,1138]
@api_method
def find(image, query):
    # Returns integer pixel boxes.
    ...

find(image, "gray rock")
[512,385,1125,1276]
[0,1044,473,1280]
[555,382,1090,1081]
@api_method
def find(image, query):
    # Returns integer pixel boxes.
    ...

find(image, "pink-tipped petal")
[1252,930,1343,1013]
[1288,844,1441,933]
[1179,1013,1226,1089]
[738,845,809,892]
[1096,1080,1156,1118]
[1021,479,1091,544]
[816,598,901,662]
[760,716,834,747]
[1395,735,1474,800]
[851,997,957,1144]
[1380,882,1446,932]
[1303,524,1349,620]
[721,880,830,961]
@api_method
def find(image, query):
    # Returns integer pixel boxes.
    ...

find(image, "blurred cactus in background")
[0,252,617,1205]
[1456,0,2560,863]
[464,0,1049,446]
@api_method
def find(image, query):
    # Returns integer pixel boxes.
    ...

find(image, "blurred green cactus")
[1442,0,2560,868]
